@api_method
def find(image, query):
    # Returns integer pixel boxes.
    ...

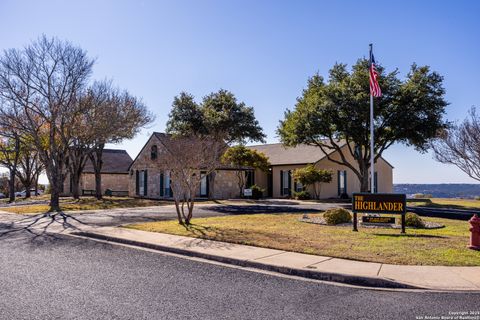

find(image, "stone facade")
[62,173,130,196]
[128,133,241,199]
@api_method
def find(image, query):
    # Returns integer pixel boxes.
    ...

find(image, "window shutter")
[135,170,139,195]
[280,170,284,196]
[344,170,347,195]
[294,181,297,193]
[144,170,148,196]
[160,172,164,197]
[287,171,292,196]
[206,173,210,197]
[337,170,340,196]
[374,171,378,193]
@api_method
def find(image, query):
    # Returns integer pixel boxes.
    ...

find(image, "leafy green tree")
[292,165,332,199]
[278,59,448,192]
[221,145,270,196]
[166,89,266,198]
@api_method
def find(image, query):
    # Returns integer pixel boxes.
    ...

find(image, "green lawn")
[126,213,480,266]
[1,196,169,214]
[408,198,480,210]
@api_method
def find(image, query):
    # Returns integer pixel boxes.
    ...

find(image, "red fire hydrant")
[468,214,480,250]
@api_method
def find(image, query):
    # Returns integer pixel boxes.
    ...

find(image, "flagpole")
[369,44,375,194]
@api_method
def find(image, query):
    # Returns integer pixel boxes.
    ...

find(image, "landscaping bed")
[126,213,480,266]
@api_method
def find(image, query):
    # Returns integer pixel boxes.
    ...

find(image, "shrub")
[323,208,352,225]
[404,212,425,228]
[250,185,264,200]
[294,190,311,200]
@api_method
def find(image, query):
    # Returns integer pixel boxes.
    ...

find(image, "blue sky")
[1,0,479,184]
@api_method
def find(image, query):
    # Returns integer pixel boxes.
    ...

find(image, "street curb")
[73,230,422,290]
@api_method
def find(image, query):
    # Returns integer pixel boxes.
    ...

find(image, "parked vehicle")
[0,193,5,199]
[15,189,43,197]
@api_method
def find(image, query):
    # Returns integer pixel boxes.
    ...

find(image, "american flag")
[369,52,382,97]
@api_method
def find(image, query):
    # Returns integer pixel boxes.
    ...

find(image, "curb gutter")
[74,231,422,290]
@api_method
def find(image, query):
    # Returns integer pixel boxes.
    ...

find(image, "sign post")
[352,193,407,233]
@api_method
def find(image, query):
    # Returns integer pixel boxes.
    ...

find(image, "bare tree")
[432,107,480,181]
[157,135,226,225]
[0,128,20,202]
[0,35,94,211]
[86,82,153,200]
[16,142,44,198]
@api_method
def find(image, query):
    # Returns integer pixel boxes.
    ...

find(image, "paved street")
[0,226,479,320]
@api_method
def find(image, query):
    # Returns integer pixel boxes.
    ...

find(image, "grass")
[1,196,169,214]
[126,213,480,266]
[408,198,480,210]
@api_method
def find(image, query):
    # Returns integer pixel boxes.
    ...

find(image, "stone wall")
[62,172,129,196]
[128,134,240,199]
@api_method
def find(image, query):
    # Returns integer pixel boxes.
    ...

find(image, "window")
[280,171,291,195]
[338,170,347,196]
[139,171,145,196]
[151,145,158,160]
[200,171,208,197]
[164,170,171,197]
[295,181,303,192]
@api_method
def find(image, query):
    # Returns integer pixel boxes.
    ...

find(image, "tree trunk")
[49,172,62,212]
[208,171,216,200]
[34,175,39,196]
[8,169,16,203]
[89,145,104,200]
[174,199,183,224]
[71,174,81,200]
[25,185,31,198]
[360,173,369,193]
[50,190,61,212]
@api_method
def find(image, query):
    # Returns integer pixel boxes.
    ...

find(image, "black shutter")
[160,172,164,197]
[280,170,283,196]
[337,171,340,196]
[344,170,347,195]
[374,171,377,193]
[206,173,210,196]
[287,171,292,196]
[135,170,139,195]
[144,170,148,196]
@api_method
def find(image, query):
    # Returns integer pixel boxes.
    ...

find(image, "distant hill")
[394,184,480,199]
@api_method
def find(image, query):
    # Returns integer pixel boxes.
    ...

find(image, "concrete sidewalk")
[74,226,480,292]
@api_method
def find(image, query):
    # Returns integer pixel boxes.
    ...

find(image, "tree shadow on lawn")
[372,233,447,239]
[203,204,321,215]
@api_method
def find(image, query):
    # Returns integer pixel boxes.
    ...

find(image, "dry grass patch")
[2,197,169,214]
[126,213,480,266]
[408,198,480,210]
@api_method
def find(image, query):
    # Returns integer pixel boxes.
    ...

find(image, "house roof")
[83,149,133,174]
[247,142,342,166]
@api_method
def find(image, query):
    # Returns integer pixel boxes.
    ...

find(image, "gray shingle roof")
[83,149,133,174]
[247,142,341,165]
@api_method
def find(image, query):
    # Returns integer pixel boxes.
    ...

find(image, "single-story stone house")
[128,132,243,200]
[246,142,393,199]
[129,132,393,200]
[62,149,132,196]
